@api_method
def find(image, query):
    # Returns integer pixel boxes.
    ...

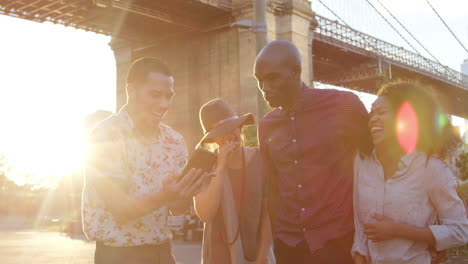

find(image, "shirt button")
[301,208,305,212]
[291,116,295,120]
[298,184,302,188]
[302,228,306,232]
[294,160,298,164]
[292,139,297,143]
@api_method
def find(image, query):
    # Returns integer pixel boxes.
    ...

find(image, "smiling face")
[127,71,175,133]
[369,96,394,147]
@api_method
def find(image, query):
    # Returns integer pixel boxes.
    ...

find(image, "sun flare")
[0,16,115,188]
[0,107,87,187]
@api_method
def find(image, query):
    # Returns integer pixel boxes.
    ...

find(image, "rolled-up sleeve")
[428,163,468,251]
[351,154,369,259]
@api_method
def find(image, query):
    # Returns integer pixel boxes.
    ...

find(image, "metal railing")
[314,15,468,90]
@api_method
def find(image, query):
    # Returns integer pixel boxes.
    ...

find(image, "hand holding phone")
[163,149,217,200]
[164,168,211,201]
[178,148,217,183]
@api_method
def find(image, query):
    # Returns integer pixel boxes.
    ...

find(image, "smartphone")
[178,148,218,183]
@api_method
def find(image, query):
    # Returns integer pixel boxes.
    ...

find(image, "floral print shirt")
[82,107,187,247]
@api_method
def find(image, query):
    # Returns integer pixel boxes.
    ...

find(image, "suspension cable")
[425,0,468,53]
[375,0,442,63]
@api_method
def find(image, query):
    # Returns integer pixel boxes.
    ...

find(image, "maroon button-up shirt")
[258,86,372,253]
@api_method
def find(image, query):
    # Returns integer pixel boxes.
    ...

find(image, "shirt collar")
[280,83,309,116]
[371,149,426,173]
[116,105,162,141]
[116,105,135,132]
[399,151,426,169]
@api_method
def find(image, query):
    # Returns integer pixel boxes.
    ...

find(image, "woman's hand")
[216,140,239,171]
[353,253,368,264]
[429,247,448,264]
[364,214,400,242]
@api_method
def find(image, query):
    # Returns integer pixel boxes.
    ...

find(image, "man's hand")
[429,247,448,264]
[364,214,399,242]
[163,168,213,201]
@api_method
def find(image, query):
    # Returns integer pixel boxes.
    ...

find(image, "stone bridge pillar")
[270,0,315,86]
[110,38,133,111]
[109,0,317,148]
[232,0,316,110]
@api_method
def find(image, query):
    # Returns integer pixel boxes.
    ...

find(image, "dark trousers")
[274,232,354,264]
[94,241,176,264]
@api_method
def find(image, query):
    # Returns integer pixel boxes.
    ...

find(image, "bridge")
[313,14,467,118]
[0,0,466,147]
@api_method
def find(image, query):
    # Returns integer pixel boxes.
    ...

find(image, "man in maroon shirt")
[254,40,372,264]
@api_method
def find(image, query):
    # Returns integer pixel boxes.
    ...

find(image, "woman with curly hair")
[352,81,468,264]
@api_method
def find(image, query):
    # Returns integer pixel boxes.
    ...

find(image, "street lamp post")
[254,0,268,119]
[230,0,268,120]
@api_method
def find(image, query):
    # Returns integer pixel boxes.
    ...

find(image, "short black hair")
[126,57,172,85]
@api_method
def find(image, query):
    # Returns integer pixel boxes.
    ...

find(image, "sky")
[311,0,468,134]
[0,0,466,187]
[311,0,468,71]
[0,15,115,187]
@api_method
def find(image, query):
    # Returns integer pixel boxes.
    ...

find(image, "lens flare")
[434,110,448,135]
[396,101,418,153]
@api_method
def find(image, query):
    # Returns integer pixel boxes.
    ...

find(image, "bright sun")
[0,105,87,187]
[0,17,115,188]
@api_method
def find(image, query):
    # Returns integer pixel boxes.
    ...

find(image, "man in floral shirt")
[82,57,211,264]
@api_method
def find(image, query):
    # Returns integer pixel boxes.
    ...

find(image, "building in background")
[462,58,468,85]
[464,119,468,148]
[459,58,468,140]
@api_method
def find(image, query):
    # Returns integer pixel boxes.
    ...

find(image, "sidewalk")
[0,229,202,264]
[0,216,33,230]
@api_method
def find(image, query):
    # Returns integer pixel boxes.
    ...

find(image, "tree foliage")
[455,151,468,181]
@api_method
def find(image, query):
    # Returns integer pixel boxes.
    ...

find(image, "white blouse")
[352,151,468,264]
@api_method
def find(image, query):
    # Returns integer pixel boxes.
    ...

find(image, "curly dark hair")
[377,81,461,161]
